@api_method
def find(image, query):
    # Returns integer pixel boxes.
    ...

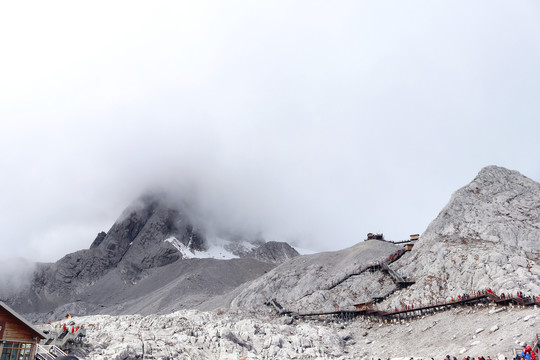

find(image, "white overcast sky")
[1,1,539,262]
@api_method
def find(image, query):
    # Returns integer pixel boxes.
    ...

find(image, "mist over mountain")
[0,258,36,298]
[5,165,540,358]
[22,166,539,359]
[5,191,298,317]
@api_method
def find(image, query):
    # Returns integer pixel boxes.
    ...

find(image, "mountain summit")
[420,165,540,250]
[7,192,299,316]
[385,165,540,307]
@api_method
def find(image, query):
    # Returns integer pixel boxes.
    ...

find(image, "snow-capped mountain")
[5,192,298,317]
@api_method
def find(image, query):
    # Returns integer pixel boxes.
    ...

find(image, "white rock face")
[64,306,540,359]
[223,166,540,316]
[382,166,540,309]
[226,166,540,315]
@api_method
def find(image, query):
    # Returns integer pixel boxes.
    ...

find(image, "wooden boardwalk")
[301,248,414,299]
[265,243,539,323]
[266,294,540,322]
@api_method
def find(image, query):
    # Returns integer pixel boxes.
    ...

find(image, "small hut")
[404,243,414,251]
[353,301,374,312]
[0,301,45,359]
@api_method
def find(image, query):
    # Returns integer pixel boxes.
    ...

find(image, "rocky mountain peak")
[7,191,300,315]
[418,165,540,251]
[463,165,535,200]
[387,166,540,307]
[90,231,107,249]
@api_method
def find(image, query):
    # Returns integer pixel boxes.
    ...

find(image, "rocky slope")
[381,165,540,310]
[56,305,539,359]
[224,166,540,315]
[230,240,402,313]
[6,192,298,316]
[17,165,540,359]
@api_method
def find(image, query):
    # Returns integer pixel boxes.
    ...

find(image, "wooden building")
[404,243,414,251]
[353,301,374,312]
[0,301,45,360]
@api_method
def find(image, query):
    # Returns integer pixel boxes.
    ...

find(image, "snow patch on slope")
[165,237,255,259]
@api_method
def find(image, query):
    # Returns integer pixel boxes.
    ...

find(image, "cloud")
[0,1,539,262]
[0,258,37,298]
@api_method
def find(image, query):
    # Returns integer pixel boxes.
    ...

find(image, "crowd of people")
[43,321,84,334]
[443,344,539,360]
[398,349,540,360]
[390,287,540,313]
[517,344,538,360]
[385,248,407,263]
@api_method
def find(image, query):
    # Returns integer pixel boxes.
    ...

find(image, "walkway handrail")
[380,261,406,283]
[35,345,56,360]
[532,333,540,352]
[50,345,67,357]
[302,248,413,298]
[274,289,535,322]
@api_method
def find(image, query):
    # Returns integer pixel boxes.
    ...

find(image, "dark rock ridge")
[7,192,299,316]
[90,231,106,249]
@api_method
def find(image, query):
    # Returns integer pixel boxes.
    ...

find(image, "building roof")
[353,301,374,307]
[0,301,46,340]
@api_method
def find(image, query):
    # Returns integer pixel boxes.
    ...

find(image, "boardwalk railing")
[302,248,413,298]
[268,292,540,322]
[36,345,67,360]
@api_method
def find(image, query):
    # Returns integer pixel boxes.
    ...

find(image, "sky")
[0,1,539,263]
